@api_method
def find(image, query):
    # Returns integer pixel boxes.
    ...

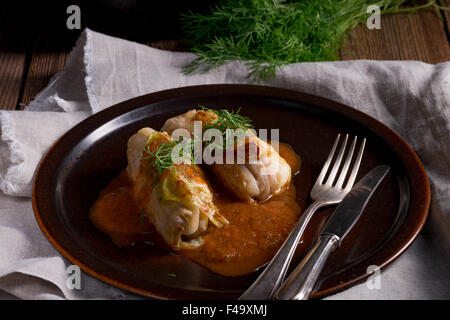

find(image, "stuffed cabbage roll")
[161,109,292,203]
[127,127,228,249]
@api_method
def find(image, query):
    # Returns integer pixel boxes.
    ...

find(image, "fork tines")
[316,134,366,191]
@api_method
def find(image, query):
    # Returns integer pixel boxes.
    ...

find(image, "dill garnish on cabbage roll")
[161,108,292,203]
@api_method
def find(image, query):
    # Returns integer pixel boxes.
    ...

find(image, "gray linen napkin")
[0,28,449,299]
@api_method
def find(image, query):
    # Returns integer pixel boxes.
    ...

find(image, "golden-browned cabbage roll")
[127,128,228,249]
[161,109,292,203]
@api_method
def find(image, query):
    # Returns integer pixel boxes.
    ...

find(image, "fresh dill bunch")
[181,0,445,82]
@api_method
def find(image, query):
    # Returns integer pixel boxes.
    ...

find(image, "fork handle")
[273,234,339,300]
[238,201,324,300]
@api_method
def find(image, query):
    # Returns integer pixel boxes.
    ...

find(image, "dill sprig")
[141,139,178,176]
[136,210,146,228]
[141,133,196,176]
[140,107,253,173]
[201,106,254,150]
[201,106,253,133]
[140,231,156,235]
[181,0,446,82]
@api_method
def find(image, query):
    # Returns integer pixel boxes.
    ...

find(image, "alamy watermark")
[66,5,81,30]
[66,264,81,290]
[366,265,381,290]
[367,5,381,30]
[66,4,381,31]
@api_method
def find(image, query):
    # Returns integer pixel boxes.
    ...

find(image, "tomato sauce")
[89,143,302,276]
[89,170,160,247]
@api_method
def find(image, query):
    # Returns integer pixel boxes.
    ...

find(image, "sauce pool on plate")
[89,142,302,276]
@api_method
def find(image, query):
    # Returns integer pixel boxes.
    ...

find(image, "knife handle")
[273,234,339,300]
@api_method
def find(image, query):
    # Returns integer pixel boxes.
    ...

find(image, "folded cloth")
[0,111,89,196]
[0,28,449,299]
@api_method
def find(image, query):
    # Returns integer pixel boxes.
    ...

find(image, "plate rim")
[32,84,431,299]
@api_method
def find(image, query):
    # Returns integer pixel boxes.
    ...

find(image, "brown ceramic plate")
[32,84,430,299]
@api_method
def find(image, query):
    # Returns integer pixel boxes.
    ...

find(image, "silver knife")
[273,165,390,300]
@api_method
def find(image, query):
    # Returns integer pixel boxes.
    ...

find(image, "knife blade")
[320,164,390,246]
[273,165,390,300]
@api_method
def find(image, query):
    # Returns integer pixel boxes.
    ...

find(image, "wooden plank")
[0,2,34,110]
[148,39,185,52]
[442,1,450,43]
[15,1,81,108]
[19,26,79,108]
[19,37,71,108]
[0,51,27,110]
[340,9,450,63]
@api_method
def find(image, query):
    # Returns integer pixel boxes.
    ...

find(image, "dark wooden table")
[1,2,450,111]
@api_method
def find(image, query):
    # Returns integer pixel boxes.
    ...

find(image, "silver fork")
[239,134,366,300]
